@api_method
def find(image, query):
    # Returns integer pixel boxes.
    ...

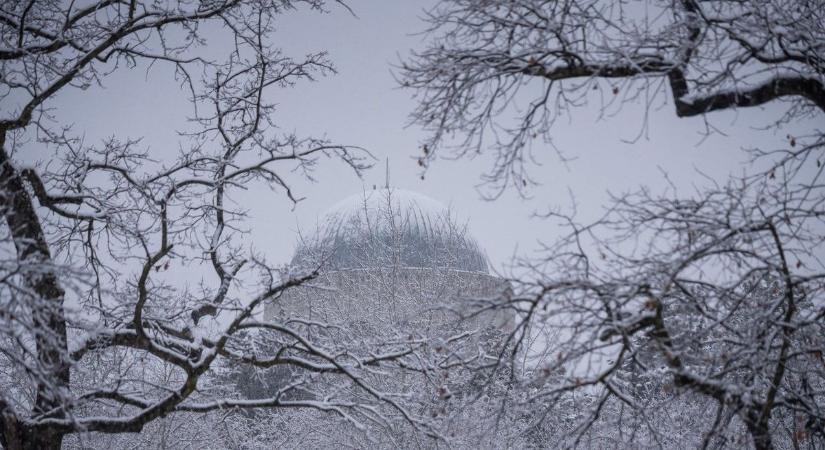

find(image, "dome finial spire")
[385,157,390,189]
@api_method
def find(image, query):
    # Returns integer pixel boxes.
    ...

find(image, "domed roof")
[292,188,488,273]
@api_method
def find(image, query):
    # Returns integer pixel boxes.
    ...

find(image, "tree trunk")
[22,427,63,450]
[1,426,64,450]
[0,132,69,450]
[745,412,774,450]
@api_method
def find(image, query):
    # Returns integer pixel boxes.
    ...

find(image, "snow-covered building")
[264,187,513,343]
[247,189,518,448]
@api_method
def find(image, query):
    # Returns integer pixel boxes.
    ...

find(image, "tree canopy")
[402,1,825,448]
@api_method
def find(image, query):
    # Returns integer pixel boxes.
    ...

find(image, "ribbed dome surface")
[292,188,488,273]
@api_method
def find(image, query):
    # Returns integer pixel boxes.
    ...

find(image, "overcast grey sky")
[37,0,817,273]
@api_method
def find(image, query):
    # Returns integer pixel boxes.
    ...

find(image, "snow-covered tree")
[402,0,824,194]
[0,2,445,449]
[402,1,825,448]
